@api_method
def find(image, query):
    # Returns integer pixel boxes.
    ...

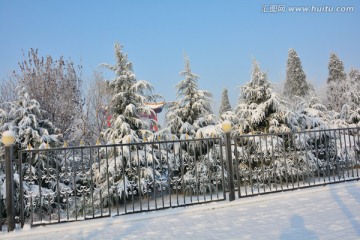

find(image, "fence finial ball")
[222,120,232,133]
[2,130,16,146]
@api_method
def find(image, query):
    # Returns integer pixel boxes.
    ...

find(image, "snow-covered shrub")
[0,87,62,219]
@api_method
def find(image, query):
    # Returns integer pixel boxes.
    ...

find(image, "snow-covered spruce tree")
[235,60,289,134]
[283,49,311,99]
[164,56,226,195]
[233,60,320,188]
[219,88,232,116]
[101,43,155,142]
[166,55,213,139]
[0,87,63,219]
[92,43,169,208]
[326,53,347,112]
[331,68,360,127]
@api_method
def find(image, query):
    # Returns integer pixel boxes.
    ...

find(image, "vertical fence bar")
[343,129,350,179]
[347,129,354,179]
[136,146,142,212]
[128,145,135,213]
[219,138,226,200]
[313,131,321,183]
[158,141,164,208]
[281,133,289,189]
[195,140,200,203]
[19,152,24,228]
[334,130,341,181]
[151,142,157,209]
[338,129,345,180]
[144,143,150,210]
[265,135,271,192]
[291,133,300,189]
[37,150,43,223]
[121,145,126,214]
[329,131,336,182]
[356,129,360,178]
[72,149,78,220]
[254,135,260,194]
[225,131,235,201]
[180,141,185,205]
[270,135,278,191]
[104,146,111,216]
[207,140,213,201]
[259,135,266,193]
[324,130,331,182]
[240,136,248,196]
[234,141,241,198]
[89,149,95,218]
[189,142,194,203]
[302,131,312,186]
[166,142,172,207]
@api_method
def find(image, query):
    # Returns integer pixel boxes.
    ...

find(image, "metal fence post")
[5,145,15,231]
[2,130,16,232]
[222,121,235,201]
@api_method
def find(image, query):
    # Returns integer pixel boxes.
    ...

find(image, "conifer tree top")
[166,55,212,135]
[101,42,154,143]
[283,48,309,98]
[219,88,232,116]
[327,52,346,84]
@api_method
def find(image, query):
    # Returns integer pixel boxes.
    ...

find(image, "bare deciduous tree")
[77,71,112,144]
[14,48,83,140]
[0,75,19,104]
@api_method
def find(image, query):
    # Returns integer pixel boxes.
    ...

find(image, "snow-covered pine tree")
[219,88,232,116]
[233,60,322,189]
[332,68,360,127]
[326,53,347,112]
[101,42,155,143]
[166,55,213,138]
[327,53,347,84]
[0,87,61,218]
[93,43,169,208]
[235,60,289,134]
[283,49,310,99]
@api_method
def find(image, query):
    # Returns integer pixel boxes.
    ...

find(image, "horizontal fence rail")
[17,137,226,226]
[231,127,360,198]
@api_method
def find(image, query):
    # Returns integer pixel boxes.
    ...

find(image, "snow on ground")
[1,181,360,240]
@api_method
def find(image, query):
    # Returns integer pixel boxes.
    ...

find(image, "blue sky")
[1,0,359,123]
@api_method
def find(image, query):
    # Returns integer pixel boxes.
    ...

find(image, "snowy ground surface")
[1,181,360,240]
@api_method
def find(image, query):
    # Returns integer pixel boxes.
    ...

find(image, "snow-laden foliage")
[286,95,331,131]
[101,43,155,143]
[166,55,213,137]
[235,60,289,134]
[283,49,312,99]
[220,111,239,127]
[0,87,60,154]
[219,88,232,116]
[337,68,360,126]
[0,87,62,218]
[91,43,172,208]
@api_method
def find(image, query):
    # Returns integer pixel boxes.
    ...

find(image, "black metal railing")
[16,137,225,226]
[1,127,359,230]
[231,127,360,198]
